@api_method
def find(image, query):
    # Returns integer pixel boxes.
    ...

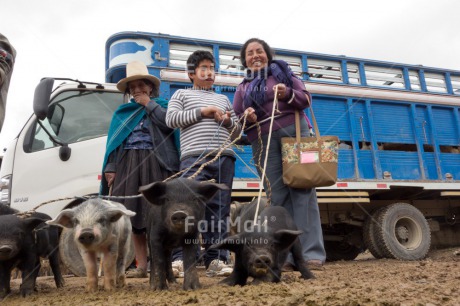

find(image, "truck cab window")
[25,90,122,153]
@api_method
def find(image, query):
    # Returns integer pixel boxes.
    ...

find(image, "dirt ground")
[2,247,460,306]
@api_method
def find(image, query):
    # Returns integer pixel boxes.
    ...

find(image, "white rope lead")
[253,87,279,224]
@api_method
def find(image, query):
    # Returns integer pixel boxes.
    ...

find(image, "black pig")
[0,214,64,298]
[211,205,314,286]
[139,178,227,291]
[229,197,268,236]
[0,203,18,215]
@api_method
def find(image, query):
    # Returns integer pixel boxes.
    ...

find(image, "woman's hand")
[244,107,257,123]
[273,83,288,99]
[133,92,151,106]
[105,172,116,187]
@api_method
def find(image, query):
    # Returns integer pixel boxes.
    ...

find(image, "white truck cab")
[0,78,123,217]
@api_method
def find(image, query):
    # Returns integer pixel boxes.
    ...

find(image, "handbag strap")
[294,107,321,142]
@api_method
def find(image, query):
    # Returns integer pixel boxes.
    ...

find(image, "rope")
[15,196,90,218]
[185,114,247,180]
[17,114,248,216]
[253,122,272,201]
[252,87,279,224]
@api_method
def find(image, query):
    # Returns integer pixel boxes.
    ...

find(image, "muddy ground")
[2,248,460,306]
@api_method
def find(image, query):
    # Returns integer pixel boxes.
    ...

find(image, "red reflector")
[98,175,102,180]
[377,184,387,188]
[336,183,348,187]
[247,183,259,188]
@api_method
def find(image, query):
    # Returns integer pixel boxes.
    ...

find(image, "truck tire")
[363,208,385,259]
[374,203,431,260]
[325,241,362,261]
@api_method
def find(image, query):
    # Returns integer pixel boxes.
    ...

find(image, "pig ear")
[139,181,167,205]
[46,209,75,228]
[195,182,229,202]
[273,229,302,250]
[23,217,46,231]
[107,208,136,223]
[209,234,244,253]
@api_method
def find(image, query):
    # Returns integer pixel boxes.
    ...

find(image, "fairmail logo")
[184,236,270,246]
[184,215,271,234]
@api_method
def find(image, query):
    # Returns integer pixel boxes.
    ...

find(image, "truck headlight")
[0,175,11,205]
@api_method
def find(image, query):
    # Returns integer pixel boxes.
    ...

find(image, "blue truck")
[105,32,460,261]
[2,31,459,262]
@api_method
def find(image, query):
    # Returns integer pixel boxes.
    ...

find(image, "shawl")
[99,97,175,195]
[242,60,295,118]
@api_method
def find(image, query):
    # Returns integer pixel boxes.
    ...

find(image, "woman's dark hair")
[240,38,274,68]
[125,79,159,98]
[186,50,215,82]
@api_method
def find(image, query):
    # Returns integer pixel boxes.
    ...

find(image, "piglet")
[47,199,135,292]
[0,203,18,215]
[211,205,315,286]
[0,213,64,299]
[139,178,227,291]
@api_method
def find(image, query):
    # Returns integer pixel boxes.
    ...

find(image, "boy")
[166,50,241,277]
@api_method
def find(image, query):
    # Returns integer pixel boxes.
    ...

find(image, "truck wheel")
[375,203,431,260]
[363,208,385,259]
[325,241,362,261]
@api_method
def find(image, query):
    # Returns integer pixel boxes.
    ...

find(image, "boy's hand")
[214,110,231,127]
[201,106,222,118]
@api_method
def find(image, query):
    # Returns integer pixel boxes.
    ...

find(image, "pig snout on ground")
[47,199,135,293]
[252,254,272,274]
[211,205,315,286]
[0,214,64,299]
[139,178,228,291]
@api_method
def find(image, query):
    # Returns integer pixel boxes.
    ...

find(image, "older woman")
[233,38,326,270]
[100,61,180,278]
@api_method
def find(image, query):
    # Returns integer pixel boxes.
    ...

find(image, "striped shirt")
[166,89,241,160]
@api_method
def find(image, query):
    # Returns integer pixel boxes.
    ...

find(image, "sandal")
[125,267,147,278]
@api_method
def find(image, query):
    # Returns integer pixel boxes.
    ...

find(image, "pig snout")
[254,255,272,268]
[0,245,15,259]
[171,211,188,225]
[250,253,272,276]
[78,229,96,245]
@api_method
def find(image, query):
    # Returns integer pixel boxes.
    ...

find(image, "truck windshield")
[26,90,123,152]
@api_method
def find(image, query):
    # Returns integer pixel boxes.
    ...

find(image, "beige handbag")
[281,108,339,189]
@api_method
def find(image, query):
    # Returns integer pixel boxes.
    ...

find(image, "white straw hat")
[116,61,160,92]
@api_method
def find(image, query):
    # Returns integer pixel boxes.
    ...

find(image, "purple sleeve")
[233,84,245,117]
[287,76,312,109]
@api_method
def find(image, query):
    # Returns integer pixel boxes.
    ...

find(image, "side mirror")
[59,144,71,161]
[33,78,54,120]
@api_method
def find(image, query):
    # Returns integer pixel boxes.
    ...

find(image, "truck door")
[10,88,122,217]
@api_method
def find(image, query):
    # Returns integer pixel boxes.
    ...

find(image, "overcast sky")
[1,0,459,152]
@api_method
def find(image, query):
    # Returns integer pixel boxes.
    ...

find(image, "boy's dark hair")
[240,38,274,68]
[186,50,215,82]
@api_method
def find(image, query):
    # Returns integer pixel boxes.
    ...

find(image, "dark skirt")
[111,149,171,230]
